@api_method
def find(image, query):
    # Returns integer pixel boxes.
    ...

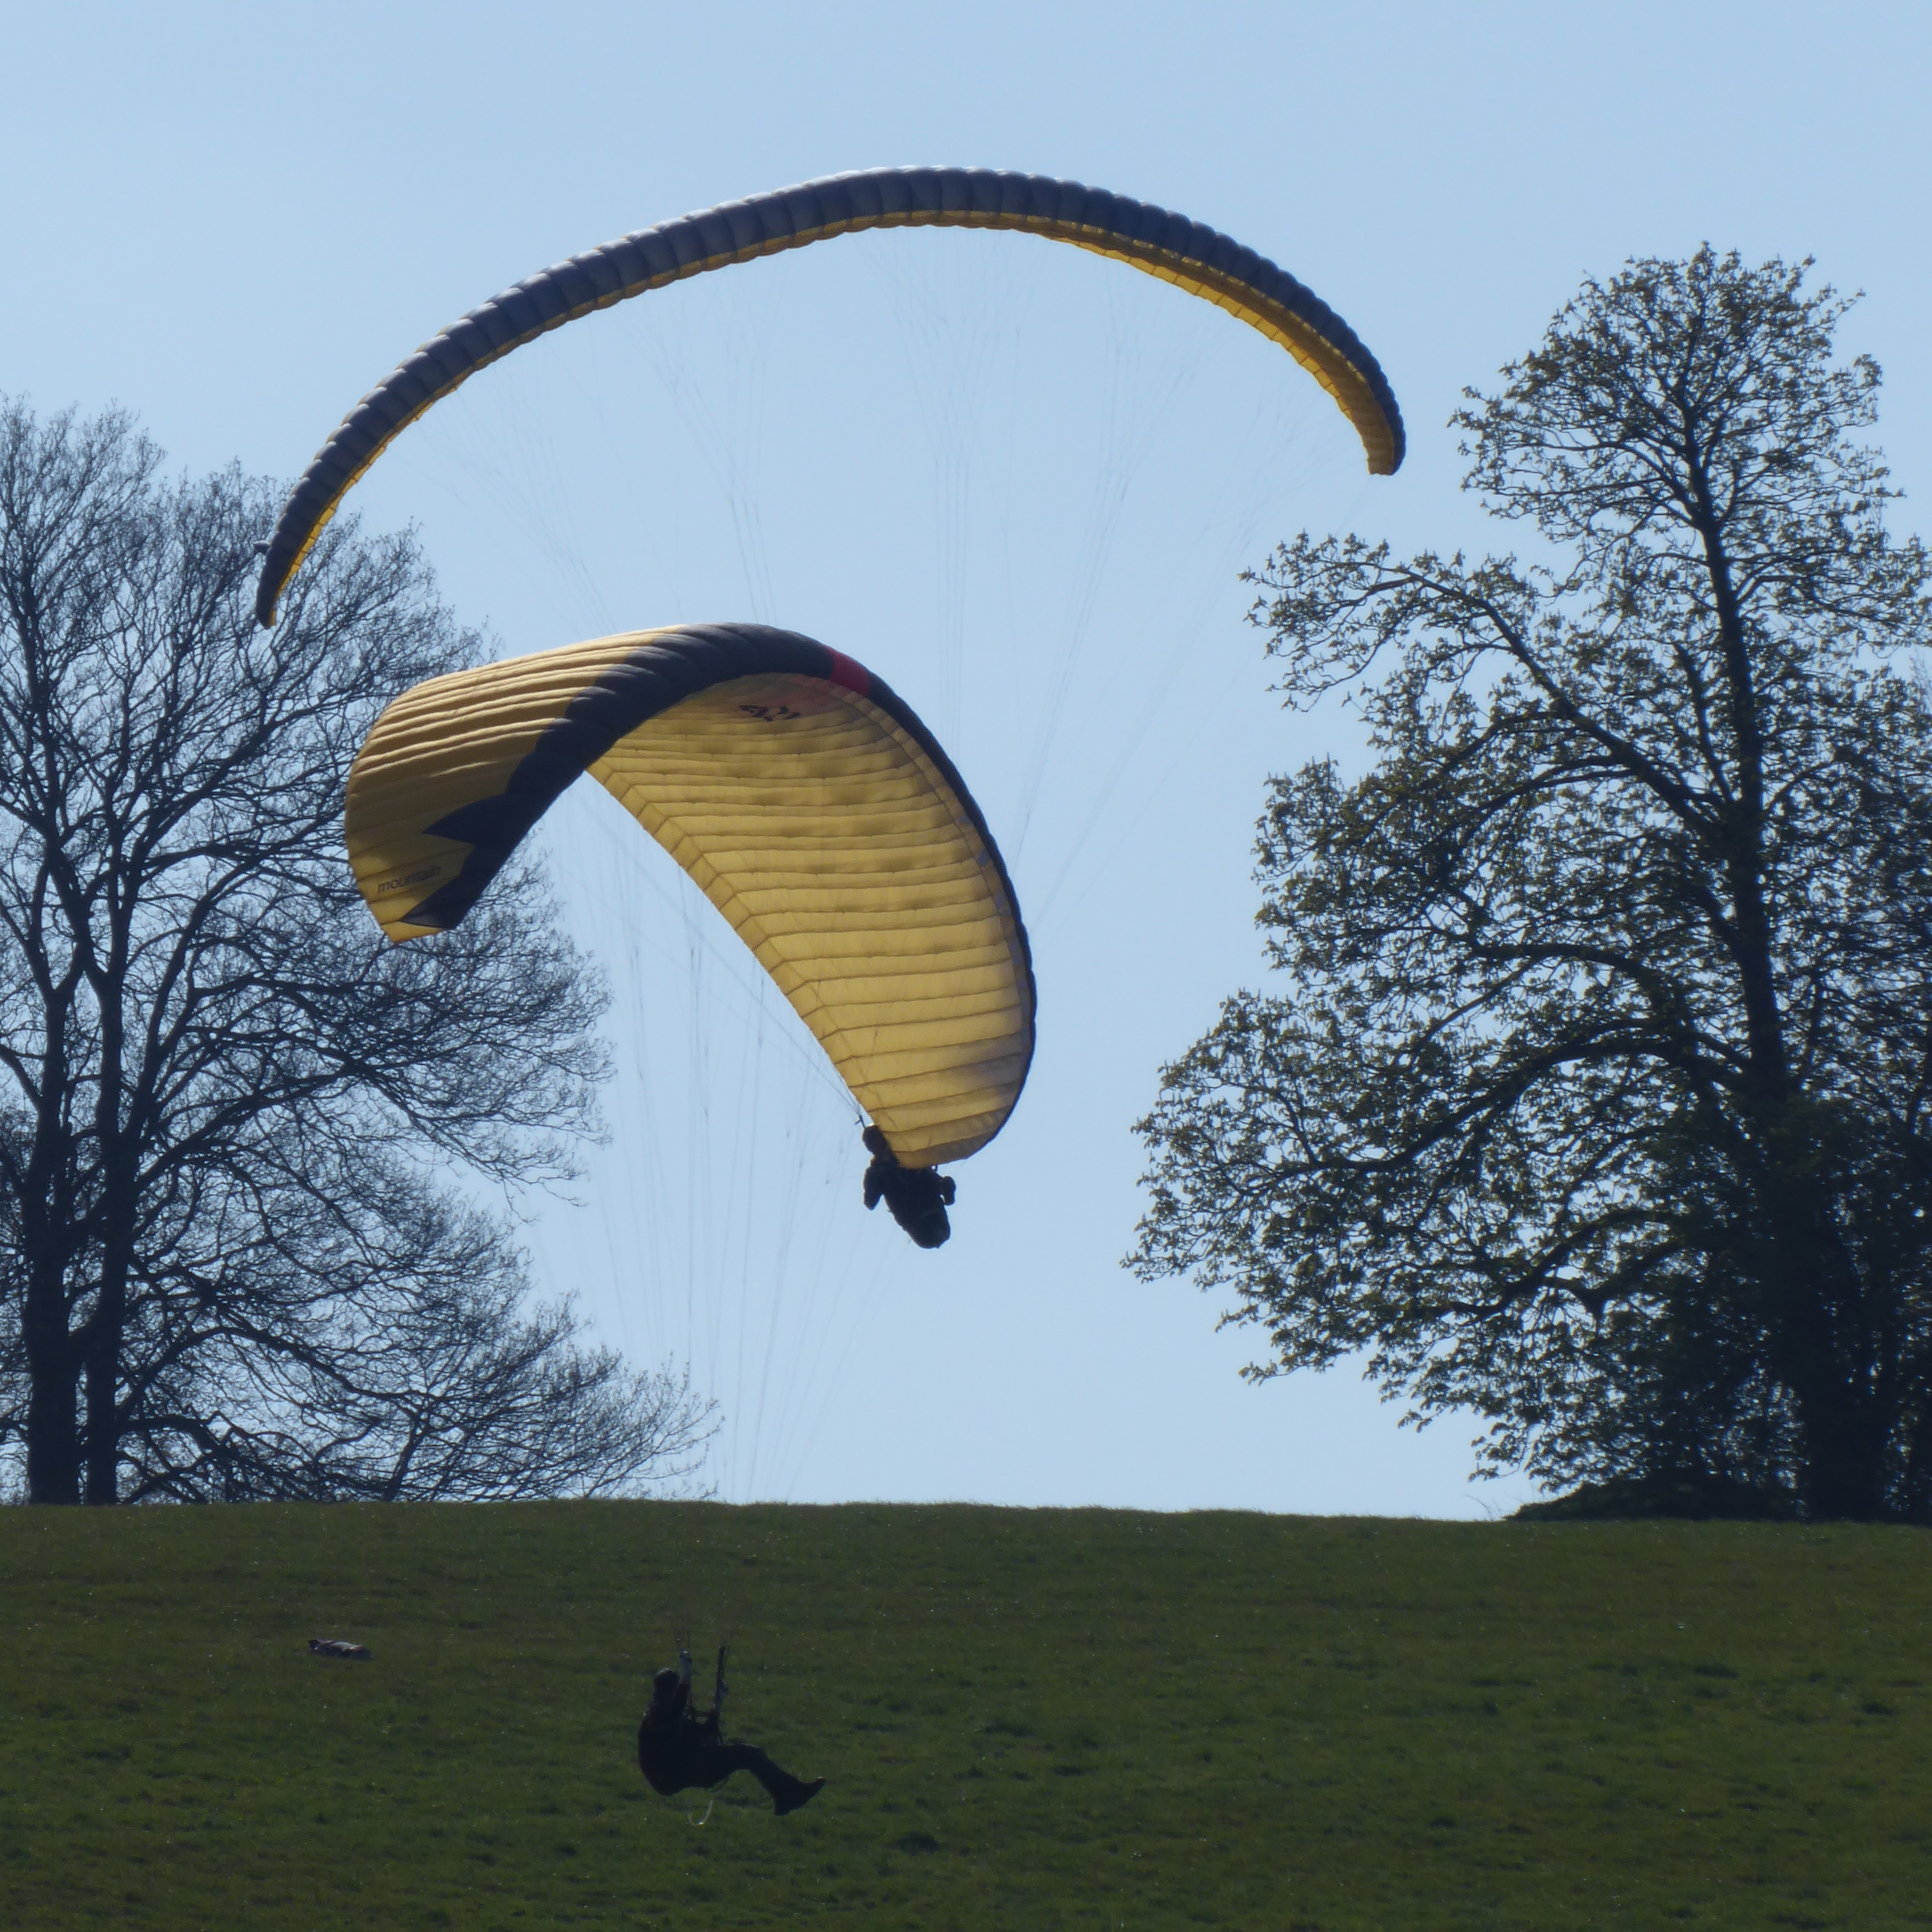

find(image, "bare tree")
[0,397,706,1503]
[115,1209,719,1503]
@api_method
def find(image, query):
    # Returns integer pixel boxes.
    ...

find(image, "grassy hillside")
[1,1502,1927,1929]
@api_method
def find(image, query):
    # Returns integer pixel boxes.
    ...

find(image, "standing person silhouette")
[637,1645,824,1817]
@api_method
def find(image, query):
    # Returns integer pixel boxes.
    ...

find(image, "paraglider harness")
[637,1645,823,1818]
[861,1125,956,1249]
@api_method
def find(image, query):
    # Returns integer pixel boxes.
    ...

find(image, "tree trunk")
[1758,1160,1891,1519]
[83,1273,124,1505]
[81,1170,134,1504]
[1792,1383,1890,1519]
[23,1255,81,1504]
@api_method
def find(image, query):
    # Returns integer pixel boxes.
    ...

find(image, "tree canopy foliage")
[0,399,714,1504]
[1132,251,1932,1520]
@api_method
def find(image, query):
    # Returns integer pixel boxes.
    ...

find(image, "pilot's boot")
[772,1773,826,1817]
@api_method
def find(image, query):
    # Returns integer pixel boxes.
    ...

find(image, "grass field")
[1,1502,1927,1929]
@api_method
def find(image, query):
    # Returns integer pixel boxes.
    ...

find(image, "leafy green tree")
[1132,251,1932,1519]
[0,399,712,1505]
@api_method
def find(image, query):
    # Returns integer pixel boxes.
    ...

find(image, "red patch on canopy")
[824,650,870,696]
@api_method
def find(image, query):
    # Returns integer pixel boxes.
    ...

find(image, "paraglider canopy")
[345,622,1034,1170]
[255,166,1405,626]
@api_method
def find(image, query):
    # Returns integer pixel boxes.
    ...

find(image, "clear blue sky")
[6,1,1927,1512]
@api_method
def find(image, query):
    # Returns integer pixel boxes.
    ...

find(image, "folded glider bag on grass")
[347,622,1035,1168]
[256,165,1405,625]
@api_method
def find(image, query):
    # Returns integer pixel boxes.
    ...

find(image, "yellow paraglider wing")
[344,623,1034,1167]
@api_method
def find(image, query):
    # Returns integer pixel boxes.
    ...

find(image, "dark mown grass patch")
[0,1503,1927,1928]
